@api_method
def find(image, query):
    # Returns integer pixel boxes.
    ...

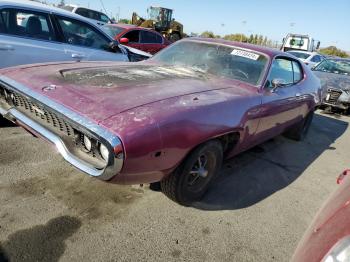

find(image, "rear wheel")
[284,110,314,141]
[161,140,223,206]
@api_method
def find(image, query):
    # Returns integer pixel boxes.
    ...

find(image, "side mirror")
[108,40,121,53]
[271,78,286,91]
[120,38,129,44]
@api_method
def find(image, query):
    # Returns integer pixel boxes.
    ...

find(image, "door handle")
[0,44,14,51]
[71,53,86,61]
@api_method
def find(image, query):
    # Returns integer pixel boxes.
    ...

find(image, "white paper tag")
[231,49,260,60]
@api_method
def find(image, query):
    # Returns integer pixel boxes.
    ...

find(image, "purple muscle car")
[0,38,321,205]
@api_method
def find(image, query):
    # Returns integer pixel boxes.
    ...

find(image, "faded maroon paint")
[0,39,321,184]
[292,170,350,262]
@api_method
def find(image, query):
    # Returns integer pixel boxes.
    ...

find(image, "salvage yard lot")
[0,112,349,262]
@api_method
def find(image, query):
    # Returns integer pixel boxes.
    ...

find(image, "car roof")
[188,37,287,58]
[0,0,98,23]
[287,50,314,55]
[105,23,165,35]
[106,23,137,29]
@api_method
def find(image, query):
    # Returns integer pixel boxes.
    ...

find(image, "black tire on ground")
[169,33,181,42]
[161,140,223,206]
[284,110,314,141]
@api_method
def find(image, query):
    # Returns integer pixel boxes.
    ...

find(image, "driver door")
[55,15,127,62]
[255,57,303,141]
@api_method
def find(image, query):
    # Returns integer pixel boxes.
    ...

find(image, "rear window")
[102,25,124,38]
[288,51,310,60]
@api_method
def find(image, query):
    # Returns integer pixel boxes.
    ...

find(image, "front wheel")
[161,140,223,206]
[284,110,314,141]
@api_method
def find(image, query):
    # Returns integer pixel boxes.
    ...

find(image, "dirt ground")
[0,111,349,262]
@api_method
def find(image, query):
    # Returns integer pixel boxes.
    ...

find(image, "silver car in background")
[0,0,150,68]
[287,50,325,68]
[312,58,350,114]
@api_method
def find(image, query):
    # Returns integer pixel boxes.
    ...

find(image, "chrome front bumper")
[0,76,123,181]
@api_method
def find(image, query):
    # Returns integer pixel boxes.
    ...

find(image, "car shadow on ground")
[0,116,15,128]
[194,113,348,211]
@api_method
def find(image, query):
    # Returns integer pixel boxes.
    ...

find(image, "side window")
[99,14,110,23]
[292,60,303,83]
[155,34,163,44]
[0,9,55,41]
[122,30,140,43]
[75,8,89,18]
[266,58,294,88]
[0,10,6,33]
[57,16,111,51]
[311,55,321,63]
[141,30,160,43]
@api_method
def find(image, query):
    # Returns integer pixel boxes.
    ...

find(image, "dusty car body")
[0,38,321,205]
[292,169,350,262]
[313,58,350,113]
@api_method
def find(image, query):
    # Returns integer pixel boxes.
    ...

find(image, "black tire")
[161,140,223,206]
[284,110,314,141]
[169,33,181,42]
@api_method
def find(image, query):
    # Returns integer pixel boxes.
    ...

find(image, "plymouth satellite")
[0,38,321,205]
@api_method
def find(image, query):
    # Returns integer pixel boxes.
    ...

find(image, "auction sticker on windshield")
[231,49,260,60]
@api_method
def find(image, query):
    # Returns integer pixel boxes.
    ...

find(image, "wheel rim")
[186,152,216,193]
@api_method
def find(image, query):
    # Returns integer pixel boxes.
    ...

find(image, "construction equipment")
[132,6,184,42]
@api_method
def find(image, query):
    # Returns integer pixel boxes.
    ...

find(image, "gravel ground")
[0,111,349,262]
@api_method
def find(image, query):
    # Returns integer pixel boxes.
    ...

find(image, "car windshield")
[152,41,268,85]
[102,25,125,38]
[314,59,350,76]
[288,51,311,59]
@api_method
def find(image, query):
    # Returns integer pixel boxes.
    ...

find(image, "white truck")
[281,34,320,52]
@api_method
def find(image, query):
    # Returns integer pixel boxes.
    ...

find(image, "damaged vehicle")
[312,58,350,114]
[0,38,321,205]
[0,0,151,68]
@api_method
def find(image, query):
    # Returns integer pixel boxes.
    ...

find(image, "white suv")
[0,0,150,68]
[61,4,112,27]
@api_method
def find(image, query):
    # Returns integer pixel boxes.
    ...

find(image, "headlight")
[100,144,109,161]
[83,135,92,152]
[323,236,350,262]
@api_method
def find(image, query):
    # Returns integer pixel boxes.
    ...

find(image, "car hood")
[314,71,350,91]
[1,62,243,123]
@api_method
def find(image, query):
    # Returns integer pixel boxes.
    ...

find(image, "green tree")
[253,34,258,44]
[319,46,349,58]
[118,18,131,24]
[200,31,216,38]
[257,35,263,45]
[262,36,268,46]
[248,34,254,44]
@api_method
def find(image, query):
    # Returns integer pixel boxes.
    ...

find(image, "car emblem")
[42,84,57,92]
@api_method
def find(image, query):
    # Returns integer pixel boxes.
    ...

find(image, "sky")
[47,0,350,50]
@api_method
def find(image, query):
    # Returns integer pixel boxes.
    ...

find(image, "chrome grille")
[0,85,74,137]
[325,89,342,105]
